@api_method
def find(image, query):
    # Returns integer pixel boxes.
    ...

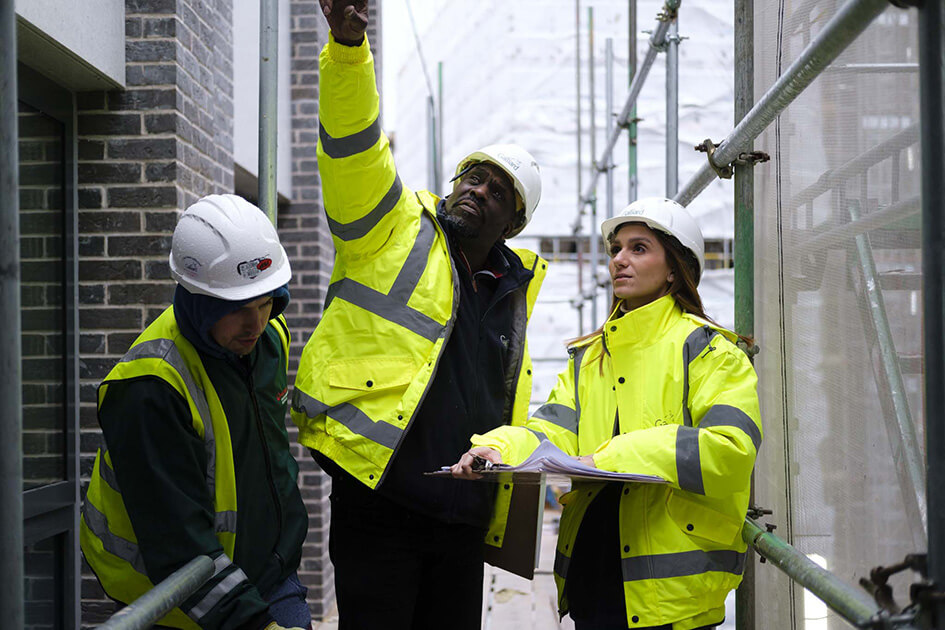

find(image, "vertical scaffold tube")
[919,0,945,625]
[258,0,278,224]
[628,0,638,203]
[0,2,23,627]
[588,6,598,326]
[666,19,679,197]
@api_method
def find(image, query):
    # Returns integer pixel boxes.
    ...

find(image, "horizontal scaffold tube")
[742,519,881,626]
[674,0,889,207]
[572,0,680,234]
[98,556,215,630]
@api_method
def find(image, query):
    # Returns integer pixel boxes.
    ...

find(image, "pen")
[471,454,494,472]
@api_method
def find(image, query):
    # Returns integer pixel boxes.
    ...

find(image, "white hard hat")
[454,143,542,238]
[169,194,291,301]
[600,197,706,280]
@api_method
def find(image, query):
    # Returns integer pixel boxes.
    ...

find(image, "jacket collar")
[603,293,683,349]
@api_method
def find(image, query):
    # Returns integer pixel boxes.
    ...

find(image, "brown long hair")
[569,224,752,369]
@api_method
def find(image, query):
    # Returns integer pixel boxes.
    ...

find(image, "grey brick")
[143,16,176,38]
[107,185,177,208]
[78,211,141,233]
[145,161,177,182]
[78,163,142,184]
[79,307,142,330]
[125,17,142,38]
[78,113,142,136]
[145,259,171,280]
[144,113,177,134]
[108,332,140,355]
[78,188,104,209]
[79,259,141,282]
[125,0,175,13]
[125,39,176,63]
[80,285,106,305]
[108,283,175,305]
[144,211,178,232]
[108,88,177,111]
[107,235,173,257]
[126,64,177,87]
[107,138,176,160]
[79,236,105,257]
[78,139,105,161]
[79,334,106,354]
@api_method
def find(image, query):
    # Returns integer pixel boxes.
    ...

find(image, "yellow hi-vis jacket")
[80,307,291,629]
[472,295,762,629]
[290,33,546,550]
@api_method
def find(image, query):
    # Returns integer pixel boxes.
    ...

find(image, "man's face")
[209,295,274,356]
[442,162,519,244]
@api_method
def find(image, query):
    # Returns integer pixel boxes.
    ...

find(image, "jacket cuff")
[328,32,371,64]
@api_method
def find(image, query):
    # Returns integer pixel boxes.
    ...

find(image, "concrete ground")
[313,506,735,630]
[312,508,571,630]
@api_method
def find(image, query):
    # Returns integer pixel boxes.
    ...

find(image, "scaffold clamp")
[696,139,771,180]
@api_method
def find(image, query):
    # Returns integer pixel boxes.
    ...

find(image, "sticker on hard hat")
[499,154,521,171]
[181,256,202,275]
[237,257,273,280]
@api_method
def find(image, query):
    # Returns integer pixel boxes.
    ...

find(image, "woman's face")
[608,223,674,311]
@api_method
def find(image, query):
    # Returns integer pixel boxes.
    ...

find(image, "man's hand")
[574,454,596,468]
[450,447,503,480]
[320,0,369,46]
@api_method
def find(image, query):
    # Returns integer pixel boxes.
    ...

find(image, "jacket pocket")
[328,356,416,392]
[666,492,742,546]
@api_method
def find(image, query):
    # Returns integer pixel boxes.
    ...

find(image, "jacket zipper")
[377,203,460,487]
[248,369,283,535]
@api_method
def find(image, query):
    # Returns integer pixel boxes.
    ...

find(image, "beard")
[437,202,481,240]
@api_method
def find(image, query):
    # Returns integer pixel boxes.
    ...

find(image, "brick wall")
[281,0,335,618]
[73,0,385,624]
[77,0,237,625]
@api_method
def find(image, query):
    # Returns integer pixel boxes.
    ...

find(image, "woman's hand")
[320,0,369,46]
[450,447,503,480]
[574,454,597,468]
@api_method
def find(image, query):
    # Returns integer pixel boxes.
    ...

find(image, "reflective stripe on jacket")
[472,294,762,629]
[290,34,546,549]
[80,306,291,629]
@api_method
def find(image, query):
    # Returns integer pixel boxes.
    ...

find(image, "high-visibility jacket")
[290,34,546,550]
[80,306,296,629]
[472,294,762,629]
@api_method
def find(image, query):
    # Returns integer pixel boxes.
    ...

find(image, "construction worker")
[80,194,310,630]
[453,198,762,630]
[289,1,545,628]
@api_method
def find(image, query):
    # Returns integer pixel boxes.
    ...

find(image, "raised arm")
[317,0,410,261]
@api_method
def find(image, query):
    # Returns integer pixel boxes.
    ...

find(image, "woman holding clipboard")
[451,198,762,630]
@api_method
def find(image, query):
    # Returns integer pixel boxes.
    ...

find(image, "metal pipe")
[742,519,881,626]
[674,0,888,208]
[576,0,583,227]
[437,61,444,192]
[427,97,438,193]
[628,0,638,204]
[789,123,918,211]
[573,0,680,232]
[666,19,679,197]
[98,556,215,630]
[0,0,23,625]
[823,62,919,74]
[258,0,278,224]
[732,0,754,623]
[793,195,919,259]
[606,37,615,221]
[849,201,926,548]
[918,0,945,624]
[588,6,598,325]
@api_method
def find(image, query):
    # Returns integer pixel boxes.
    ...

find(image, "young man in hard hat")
[80,195,310,630]
[290,1,546,628]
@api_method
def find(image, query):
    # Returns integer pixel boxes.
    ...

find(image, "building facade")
[11,0,382,625]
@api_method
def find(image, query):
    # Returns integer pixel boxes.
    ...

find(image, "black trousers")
[328,480,486,630]
[574,623,718,630]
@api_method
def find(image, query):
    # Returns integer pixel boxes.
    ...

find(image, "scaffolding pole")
[606,37,616,221]
[732,0,754,624]
[587,6,598,325]
[258,0,278,224]
[666,19,679,197]
[674,0,889,208]
[0,2,23,626]
[628,0,638,204]
[572,0,680,233]
[918,0,945,625]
